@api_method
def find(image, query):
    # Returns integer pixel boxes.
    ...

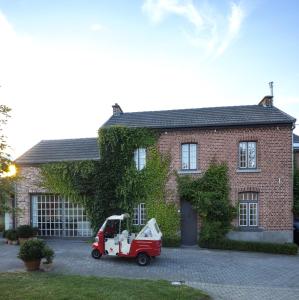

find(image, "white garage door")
[31,194,93,237]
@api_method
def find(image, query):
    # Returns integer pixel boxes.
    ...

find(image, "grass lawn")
[0,272,210,300]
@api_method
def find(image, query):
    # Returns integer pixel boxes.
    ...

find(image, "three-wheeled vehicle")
[91,213,162,266]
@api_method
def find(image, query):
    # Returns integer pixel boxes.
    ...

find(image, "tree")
[0,105,11,173]
[0,105,14,215]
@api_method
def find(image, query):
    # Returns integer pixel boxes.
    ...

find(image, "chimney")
[258,96,273,108]
[112,103,123,116]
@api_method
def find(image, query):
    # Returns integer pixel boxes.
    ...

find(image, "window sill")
[177,170,202,175]
[235,227,262,232]
[236,169,261,173]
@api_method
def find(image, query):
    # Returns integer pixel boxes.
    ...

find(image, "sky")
[0,0,299,159]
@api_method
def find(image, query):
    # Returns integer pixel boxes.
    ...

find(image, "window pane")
[239,142,247,168]
[134,148,146,170]
[248,142,256,169]
[134,149,139,169]
[139,203,146,225]
[239,203,247,226]
[189,144,197,169]
[139,148,146,170]
[181,144,189,170]
[249,203,257,226]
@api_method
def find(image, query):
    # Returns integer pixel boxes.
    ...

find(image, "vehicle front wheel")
[136,253,150,266]
[91,249,102,259]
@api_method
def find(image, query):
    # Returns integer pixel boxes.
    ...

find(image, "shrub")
[18,240,46,261]
[199,239,298,255]
[43,246,55,264]
[5,229,18,241]
[0,224,4,232]
[17,225,35,238]
[162,236,181,247]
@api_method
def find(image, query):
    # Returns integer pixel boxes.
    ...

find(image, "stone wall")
[15,166,47,226]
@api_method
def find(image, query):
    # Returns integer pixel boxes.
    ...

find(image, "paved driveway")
[1,239,299,300]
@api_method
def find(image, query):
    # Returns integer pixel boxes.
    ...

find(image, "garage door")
[31,194,93,238]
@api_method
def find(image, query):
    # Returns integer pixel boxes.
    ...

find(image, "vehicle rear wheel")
[136,253,150,266]
[91,249,102,259]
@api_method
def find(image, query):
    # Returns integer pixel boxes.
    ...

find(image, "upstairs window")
[133,203,146,226]
[181,143,197,170]
[134,148,146,170]
[239,141,256,169]
[239,192,258,227]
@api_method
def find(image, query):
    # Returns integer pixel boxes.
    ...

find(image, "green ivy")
[41,126,180,239]
[178,163,236,243]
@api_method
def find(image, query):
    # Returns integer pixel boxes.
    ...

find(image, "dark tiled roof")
[15,138,100,165]
[294,134,299,144]
[103,105,295,129]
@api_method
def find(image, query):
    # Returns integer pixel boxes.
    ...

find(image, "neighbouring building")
[12,96,297,245]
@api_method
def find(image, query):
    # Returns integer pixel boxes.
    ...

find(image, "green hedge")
[199,239,298,255]
[162,237,181,247]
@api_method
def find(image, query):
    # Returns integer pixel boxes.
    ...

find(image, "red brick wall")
[158,125,293,231]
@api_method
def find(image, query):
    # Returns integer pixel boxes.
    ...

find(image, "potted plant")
[6,229,18,245]
[42,246,55,271]
[17,225,35,245]
[18,239,47,271]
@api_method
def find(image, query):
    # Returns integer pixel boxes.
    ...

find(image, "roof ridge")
[40,137,98,142]
[119,104,260,115]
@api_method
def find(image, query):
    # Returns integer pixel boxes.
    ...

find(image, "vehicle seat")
[122,230,129,239]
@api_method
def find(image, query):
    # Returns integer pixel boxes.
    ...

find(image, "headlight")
[95,236,99,242]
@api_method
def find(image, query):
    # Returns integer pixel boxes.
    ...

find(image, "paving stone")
[1,239,299,299]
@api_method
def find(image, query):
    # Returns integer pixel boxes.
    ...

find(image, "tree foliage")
[0,105,14,215]
[178,163,236,243]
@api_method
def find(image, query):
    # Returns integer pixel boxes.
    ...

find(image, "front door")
[181,199,197,245]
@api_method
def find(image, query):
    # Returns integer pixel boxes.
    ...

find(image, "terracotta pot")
[24,259,41,271]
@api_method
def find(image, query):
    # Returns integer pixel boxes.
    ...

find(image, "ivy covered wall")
[41,126,180,242]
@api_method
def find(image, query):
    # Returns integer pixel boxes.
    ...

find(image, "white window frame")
[133,203,146,226]
[238,192,258,227]
[181,143,197,170]
[134,148,146,170]
[239,141,257,169]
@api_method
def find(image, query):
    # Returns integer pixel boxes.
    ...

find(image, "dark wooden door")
[181,199,198,245]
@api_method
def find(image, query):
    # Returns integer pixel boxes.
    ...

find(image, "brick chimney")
[258,96,273,108]
[112,103,123,116]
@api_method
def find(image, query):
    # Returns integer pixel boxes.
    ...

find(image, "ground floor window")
[132,203,146,226]
[31,194,93,237]
[238,192,258,227]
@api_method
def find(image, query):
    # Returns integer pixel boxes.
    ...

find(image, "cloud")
[142,0,245,57]
[142,0,203,29]
[90,23,104,32]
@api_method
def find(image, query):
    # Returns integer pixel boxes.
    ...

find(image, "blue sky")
[0,0,298,158]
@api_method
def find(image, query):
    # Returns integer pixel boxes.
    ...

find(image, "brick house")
[11,96,296,244]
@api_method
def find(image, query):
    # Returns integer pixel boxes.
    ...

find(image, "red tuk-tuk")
[91,213,162,266]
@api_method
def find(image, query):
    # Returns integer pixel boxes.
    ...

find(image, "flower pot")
[24,259,41,271]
